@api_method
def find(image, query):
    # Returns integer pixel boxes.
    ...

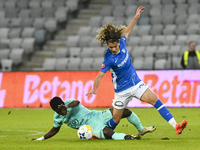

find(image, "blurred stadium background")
[0,0,200,72]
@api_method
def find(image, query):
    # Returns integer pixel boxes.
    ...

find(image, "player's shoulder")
[119,36,127,45]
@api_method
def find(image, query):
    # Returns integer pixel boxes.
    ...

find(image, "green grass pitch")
[0,107,200,150]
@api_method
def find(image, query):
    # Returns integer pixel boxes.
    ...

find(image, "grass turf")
[0,107,199,150]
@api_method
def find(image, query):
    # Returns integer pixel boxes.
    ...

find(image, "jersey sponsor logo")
[114,101,123,107]
[101,63,105,69]
[68,119,79,129]
[117,52,129,68]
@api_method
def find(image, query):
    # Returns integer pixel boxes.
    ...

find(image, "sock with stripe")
[154,100,177,129]
[107,118,119,131]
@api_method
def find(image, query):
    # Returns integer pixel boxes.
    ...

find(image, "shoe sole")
[139,126,156,136]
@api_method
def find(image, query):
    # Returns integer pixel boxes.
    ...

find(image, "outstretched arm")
[86,71,105,97]
[32,126,60,141]
[124,6,144,38]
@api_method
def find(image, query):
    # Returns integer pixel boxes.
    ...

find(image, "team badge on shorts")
[114,101,124,107]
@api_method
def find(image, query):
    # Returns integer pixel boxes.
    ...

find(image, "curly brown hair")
[96,22,126,44]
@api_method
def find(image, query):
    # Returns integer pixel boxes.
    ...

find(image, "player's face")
[107,42,120,54]
[55,108,68,116]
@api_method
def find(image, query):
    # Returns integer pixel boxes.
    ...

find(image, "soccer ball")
[77,125,93,140]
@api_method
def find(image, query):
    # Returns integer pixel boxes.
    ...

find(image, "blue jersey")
[100,36,141,93]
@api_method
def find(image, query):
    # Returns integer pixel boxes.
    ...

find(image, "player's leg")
[107,92,130,130]
[103,127,138,140]
[107,108,124,130]
[140,88,187,135]
[121,108,156,136]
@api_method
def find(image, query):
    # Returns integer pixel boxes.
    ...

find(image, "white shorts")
[112,81,148,110]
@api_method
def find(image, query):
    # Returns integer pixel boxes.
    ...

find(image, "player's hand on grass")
[31,138,37,141]
[134,6,145,19]
[86,90,97,97]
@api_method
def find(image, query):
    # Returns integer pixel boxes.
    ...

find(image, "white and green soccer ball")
[77,125,93,140]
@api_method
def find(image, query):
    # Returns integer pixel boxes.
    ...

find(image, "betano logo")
[23,75,96,105]
[0,73,6,108]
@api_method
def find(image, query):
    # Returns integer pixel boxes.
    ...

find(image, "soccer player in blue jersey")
[86,6,187,135]
[32,97,156,141]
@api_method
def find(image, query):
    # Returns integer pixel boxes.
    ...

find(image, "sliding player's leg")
[103,127,138,140]
[121,108,156,136]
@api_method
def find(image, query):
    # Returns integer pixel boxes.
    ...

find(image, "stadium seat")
[154,59,167,70]
[186,14,199,24]
[150,24,163,35]
[0,49,10,61]
[5,0,16,8]
[188,4,199,15]
[5,8,19,18]
[168,45,181,57]
[124,0,136,5]
[9,48,25,65]
[138,17,150,25]
[153,35,166,46]
[54,47,68,58]
[79,58,94,70]
[157,45,169,53]
[150,16,162,25]
[0,19,10,28]
[127,36,141,46]
[8,28,22,38]
[163,35,176,45]
[55,7,68,23]
[149,0,161,5]
[1,58,13,72]
[133,58,144,70]
[89,16,102,27]
[112,6,126,17]
[43,8,55,18]
[100,5,113,16]
[138,25,151,36]
[0,0,5,8]
[92,57,104,70]
[111,0,123,6]
[42,58,56,70]
[162,14,175,25]
[144,46,158,57]
[42,0,53,8]
[139,35,153,46]
[131,46,146,58]
[21,18,34,28]
[89,38,101,47]
[53,0,66,8]
[30,8,43,18]
[143,56,154,70]
[69,47,81,57]
[92,47,105,58]
[78,36,92,47]
[80,47,94,58]
[77,26,92,36]
[66,0,79,12]
[67,57,81,71]
[101,16,115,26]
[175,35,188,45]
[114,17,125,26]
[17,0,29,9]
[125,5,137,17]
[55,58,69,71]
[21,38,35,54]
[186,24,200,35]
[9,38,23,49]
[0,28,9,39]
[66,35,80,47]
[21,27,35,38]
[129,25,139,36]
[45,18,57,32]
[89,27,99,37]
[188,34,200,44]
[175,15,187,24]
[29,0,41,8]
[18,9,31,18]
[175,24,187,35]
[33,18,46,29]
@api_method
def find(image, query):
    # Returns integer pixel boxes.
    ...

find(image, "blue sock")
[107,118,119,130]
[154,100,173,122]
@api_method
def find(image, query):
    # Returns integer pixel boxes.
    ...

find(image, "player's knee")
[122,109,132,118]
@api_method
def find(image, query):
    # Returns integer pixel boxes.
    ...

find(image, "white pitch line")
[0,129,45,137]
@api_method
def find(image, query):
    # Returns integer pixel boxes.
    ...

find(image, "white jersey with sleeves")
[100,36,141,93]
